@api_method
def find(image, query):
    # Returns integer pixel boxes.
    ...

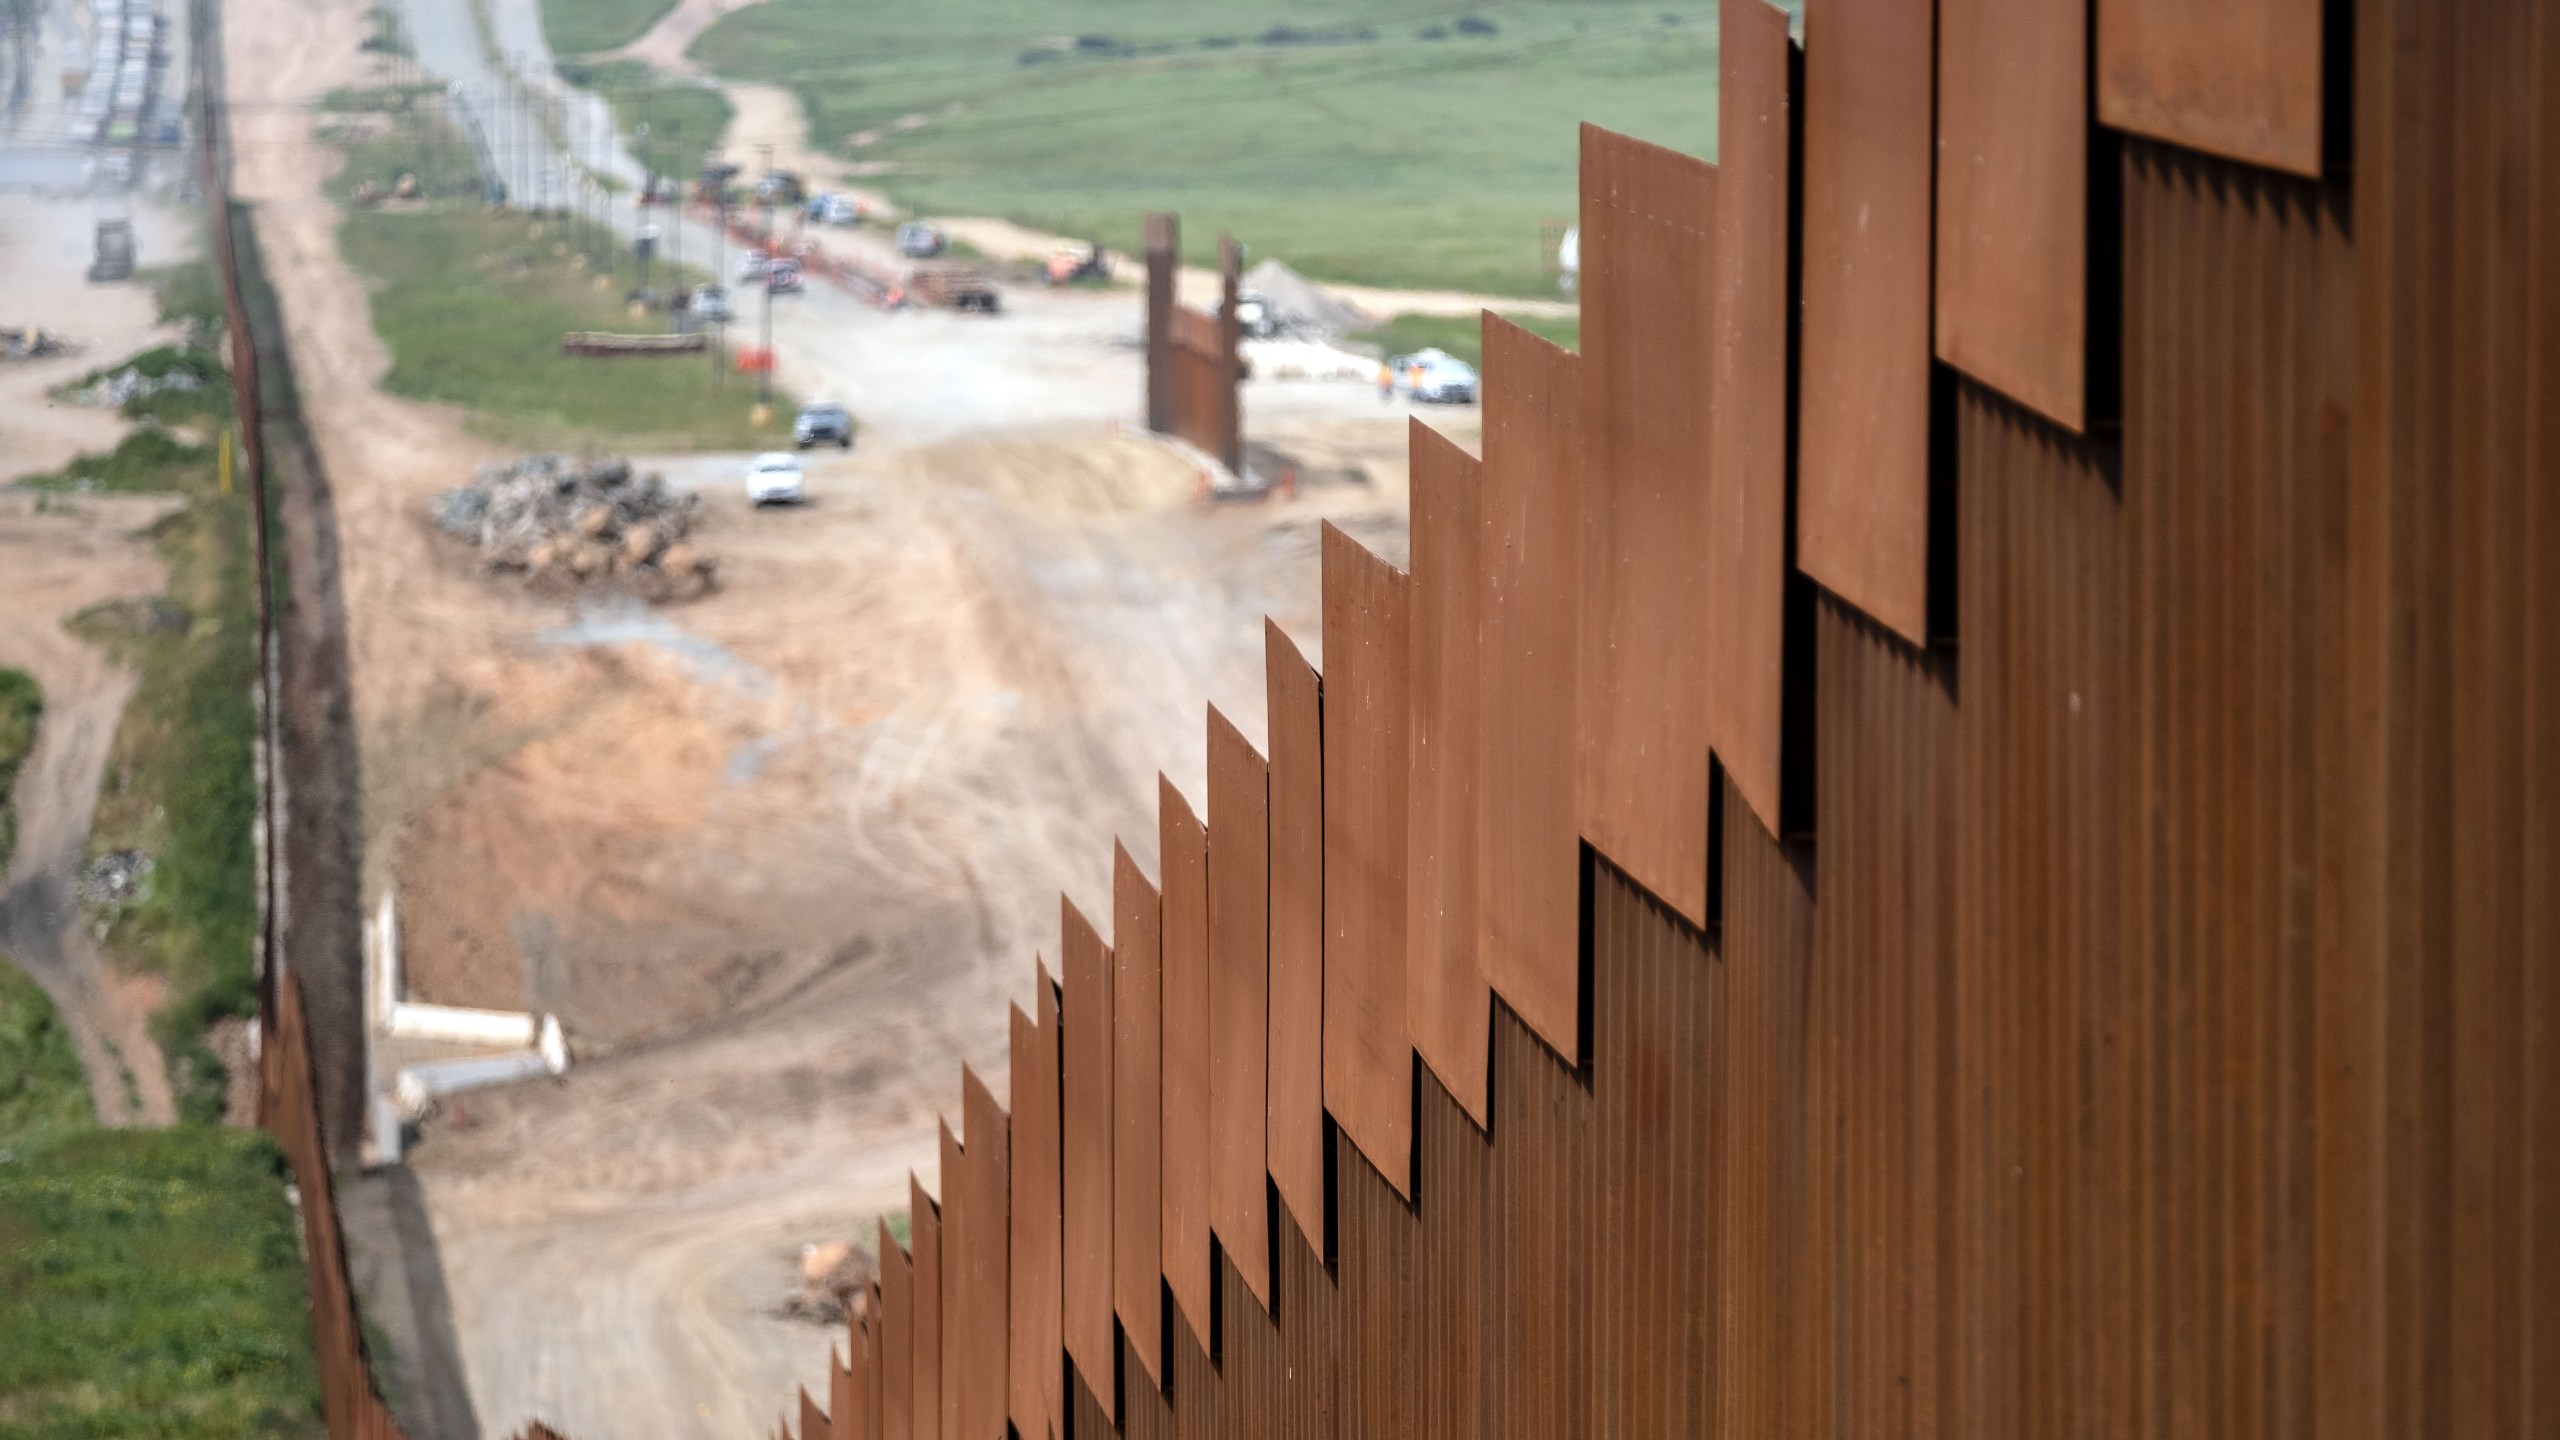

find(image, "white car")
[746,452,805,506]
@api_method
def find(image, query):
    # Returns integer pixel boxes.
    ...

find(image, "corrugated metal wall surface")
[690,5,2560,1440]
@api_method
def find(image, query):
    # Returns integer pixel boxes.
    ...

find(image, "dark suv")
[794,402,853,449]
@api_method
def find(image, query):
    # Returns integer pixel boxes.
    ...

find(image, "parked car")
[766,257,804,294]
[806,193,862,226]
[1392,348,1480,404]
[746,451,806,505]
[690,285,734,322]
[896,220,947,258]
[736,249,771,283]
[794,401,853,449]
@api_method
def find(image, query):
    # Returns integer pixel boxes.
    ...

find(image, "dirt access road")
[0,191,201,1127]
[227,0,1420,1435]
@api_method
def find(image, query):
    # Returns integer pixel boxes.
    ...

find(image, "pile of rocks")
[432,455,713,599]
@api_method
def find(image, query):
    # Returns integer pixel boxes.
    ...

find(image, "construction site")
[1,1,2554,1440]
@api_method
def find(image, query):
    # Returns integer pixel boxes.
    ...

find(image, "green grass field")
[543,0,681,57]
[342,208,790,450]
[675,0,1731,296]
[0,961,86,1141]
[0,964,325,1439]
[1350,309,1580,369]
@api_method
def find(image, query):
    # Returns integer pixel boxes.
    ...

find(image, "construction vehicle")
[88,218,134,281]
[1043,239,1110,285]
[696,161,741,207]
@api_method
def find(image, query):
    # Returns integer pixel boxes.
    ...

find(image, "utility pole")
[712,189,727,387]
[759,192,774,407]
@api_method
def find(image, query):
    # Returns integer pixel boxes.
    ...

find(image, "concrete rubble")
[431,454,714,600]
[70,363,204,407]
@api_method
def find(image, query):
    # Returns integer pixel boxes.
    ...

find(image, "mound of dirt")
[433,455,714,600]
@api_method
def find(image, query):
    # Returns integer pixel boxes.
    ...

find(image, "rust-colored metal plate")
[937,1122,966,1440]
[1206,705,1273,1307]
[881,1221,914,1440]
[831,1348,854,1440]
[1156,777,1214,1350]
[803,1387,830,1440]
[1263,620,1329,1255]
[1798,0,1938,647]
[1936,0,2090,431]
[1577,125,1719,927]
[1112,843,1165,1387]
[1405,419,1489,1125]
[959,1066,1010,1440]
[1707,0,1798,836]
[1057,900,1115,1423]
[1008,980,1063,1440]
[1477,320,1586,1065]
[1320,522,1415,1197]
[850,1313,878,1440]
[2097,0,2323,178]
[909,1173,942,1440]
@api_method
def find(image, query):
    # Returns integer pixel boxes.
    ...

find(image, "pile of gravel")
[1240,258,1373,337]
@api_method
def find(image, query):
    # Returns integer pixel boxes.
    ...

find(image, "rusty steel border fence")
[194,0,414,1432]
[1144,214,1244,476]
[691,3,2556,1440]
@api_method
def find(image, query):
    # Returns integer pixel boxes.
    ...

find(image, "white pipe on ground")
[395,1050,554,1118]
[385,1002,542,1046]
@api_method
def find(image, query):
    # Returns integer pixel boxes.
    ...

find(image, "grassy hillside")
[686,0,1730,296]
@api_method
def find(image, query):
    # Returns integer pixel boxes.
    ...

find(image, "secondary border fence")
[192,0,413,1433]
[703,4,2548,1440]
[1144,213,1243,476]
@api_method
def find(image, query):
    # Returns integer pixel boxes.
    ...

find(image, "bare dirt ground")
[0,191,202,1127]
[227,0,1423,1434]
[0,196,199,484]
